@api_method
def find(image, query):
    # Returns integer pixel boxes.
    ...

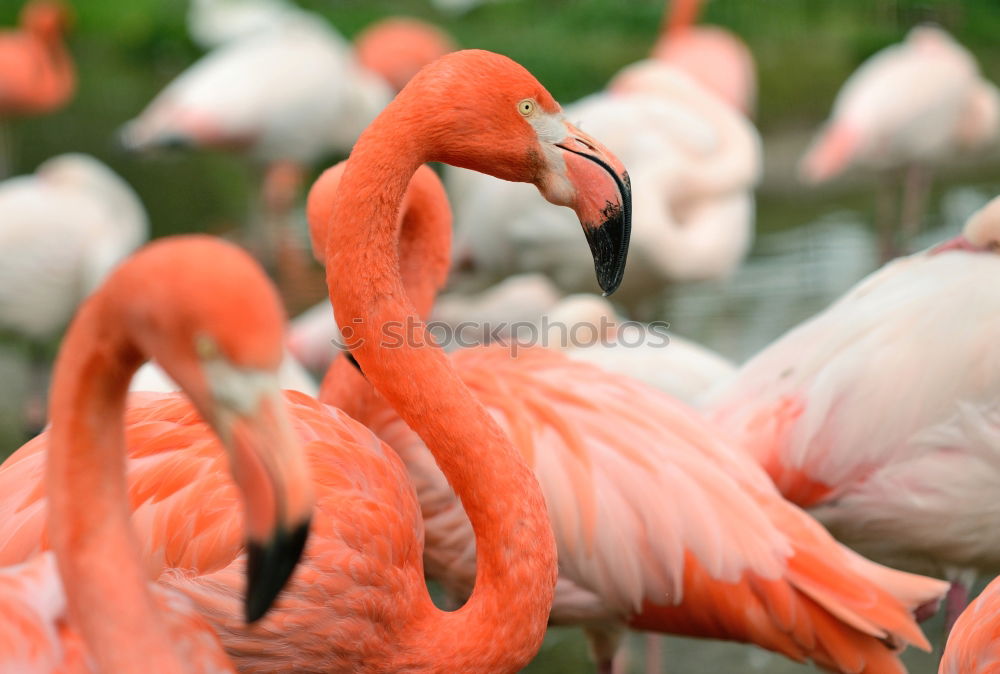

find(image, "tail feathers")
[799,122,862,184]
[628,506,946,673]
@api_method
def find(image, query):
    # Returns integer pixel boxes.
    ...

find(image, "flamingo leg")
[22,339,50,439]
[0,119,12,180]
[584,626,625,674]
[899,163,931,254]
[944,580,970,637]
[875,168,901,262]
[643,633,663,673]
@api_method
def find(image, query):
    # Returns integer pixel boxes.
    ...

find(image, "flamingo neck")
[30,28,74,109]
[45,295,190,674]
[663,0,701,37]
[319,166,451,413]
[325,111,556,671]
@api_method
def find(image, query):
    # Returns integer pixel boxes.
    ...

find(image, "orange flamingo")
[354,17,456,93]
[0,49,631,671]
[652,0,756,114]
[0,0,75,174]
[940,575,1000,674]
[0,236,313,673]
[311,158,948,674]
[0,0,74,116]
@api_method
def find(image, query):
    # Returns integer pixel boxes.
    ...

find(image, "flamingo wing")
[0,390,426,673]
[384,345,945,672]
[940,575,1000,674]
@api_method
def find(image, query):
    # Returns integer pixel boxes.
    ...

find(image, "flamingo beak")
[219,387,313,623]
[930,235,980,255]
[540,122,632,295]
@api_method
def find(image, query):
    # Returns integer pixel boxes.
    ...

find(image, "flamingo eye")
[518,99,536,116]
[195,335,219,360]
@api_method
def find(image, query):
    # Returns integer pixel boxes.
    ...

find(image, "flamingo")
[120,9,390,281]
[354,17,457,94]
[0,0,74,175]
[310,156,948,674]
[0,153,148,432]
[186,0,317,50]
[447,57,760,315]
[800,25,999,260]
[710,194,1000,632]
[651,0,756,115]
[0,236,314,673]
[0,49,635,671]
[939,574,1000,674]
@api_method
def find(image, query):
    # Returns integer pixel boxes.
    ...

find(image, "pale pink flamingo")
[119,10,390,281]
[0,236,314,673]
[710,194,1000,632]
[651,0,756,114]
[800,26,999,260]
[311,155,947,674]
[0,49,634,671]
[186,0,316,50]
[447,57,760,316]
[0,0,74,176]
[354,17,456,93]
[0,153,148,433]
[939,574,1000,673]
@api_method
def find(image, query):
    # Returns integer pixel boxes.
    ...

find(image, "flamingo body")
[121,17,389,163]
[0,154,147,339]
[710,215,1000,583]
[0,390,431,672]
[354,17,456,93]
[0,0,74,117]
[652,25,755,114]
[369,345,944,671]
[0,552,236,673]
[801,26,999,183]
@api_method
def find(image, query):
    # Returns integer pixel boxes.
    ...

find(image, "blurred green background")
[3,0,1000,242]
[0,1,997,671]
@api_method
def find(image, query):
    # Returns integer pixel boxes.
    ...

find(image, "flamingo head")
[395,50,632,294]
[118,236,314,623]
[21,0,71,38]
[932,196,1000,255]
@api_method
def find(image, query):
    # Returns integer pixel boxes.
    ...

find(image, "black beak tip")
[244,518,311,624]
[585,173,632,296]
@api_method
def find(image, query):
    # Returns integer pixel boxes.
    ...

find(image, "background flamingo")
[0,236,314,672]
[0,153,148,433]
[710,195,1000,631]
[0,49,634,671]
[354,17,457,93]
[651,0,756,115]
[311,154,946,674]
[800,25,1000,260]
[0,0,74,177]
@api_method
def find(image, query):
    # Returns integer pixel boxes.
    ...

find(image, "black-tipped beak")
[244,518,310,623]
[581,168,631,295]
[553,134,632,296]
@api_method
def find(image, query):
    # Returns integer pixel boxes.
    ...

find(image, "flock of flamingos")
[2,0,1000,672]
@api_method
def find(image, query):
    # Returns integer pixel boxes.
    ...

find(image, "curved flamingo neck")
[318,166,451,413]
[663,0,701,37]
[325,107,556,670]
[45,291,191,674]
